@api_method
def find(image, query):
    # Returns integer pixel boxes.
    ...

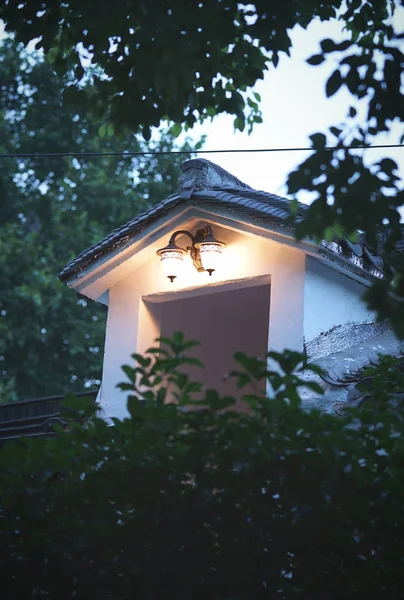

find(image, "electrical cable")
[0,143,402,159]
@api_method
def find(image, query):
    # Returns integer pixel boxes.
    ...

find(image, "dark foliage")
[1,335,403,599]
[0,40,203,401]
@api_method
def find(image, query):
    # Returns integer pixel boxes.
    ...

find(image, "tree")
[0,0,403,335]
[1,335,403,599]
[0,39,203,402]
[0,0,358,135]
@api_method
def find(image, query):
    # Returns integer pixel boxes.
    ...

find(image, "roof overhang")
[66,202,377,304]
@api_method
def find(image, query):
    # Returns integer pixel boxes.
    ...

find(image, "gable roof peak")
[58,158,390,284]
[179,158,252,198]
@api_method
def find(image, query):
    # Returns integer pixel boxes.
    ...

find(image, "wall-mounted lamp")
[157,225,225,282]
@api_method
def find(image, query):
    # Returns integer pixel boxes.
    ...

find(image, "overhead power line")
[0,143,402,159]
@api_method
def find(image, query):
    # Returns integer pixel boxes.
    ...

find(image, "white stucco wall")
[98,217,306,419]
[303,256,375,343]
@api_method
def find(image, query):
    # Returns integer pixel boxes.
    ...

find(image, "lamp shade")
[157,239,187,282]
[199,243,223,275]
[160,250,184,282]
[195,227,226,276]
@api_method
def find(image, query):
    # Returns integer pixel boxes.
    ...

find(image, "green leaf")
[131,353,151,368]
[170,123,182,138]
[305,381,324,395]
[326,69,343,97]
[330,126,342,137]
[234,117,245,132]
[347,231,359,243]
[289,199,300,216]
[309,133,327,148]
[205,389,235,410]
[320,38,337,53]
[75,63,85,80]
[142,125,151,141]
[307,54,325,66]
[118,382,136,391]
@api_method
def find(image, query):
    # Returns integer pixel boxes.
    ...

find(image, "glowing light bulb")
[160,250,184,282]
[199,243,223,276]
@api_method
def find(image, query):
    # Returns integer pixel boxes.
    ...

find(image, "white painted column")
[137,300,163,356]
[266,250,305,397]
[99,280,141,421]
[268,251,305,353]
[99,284,164,420]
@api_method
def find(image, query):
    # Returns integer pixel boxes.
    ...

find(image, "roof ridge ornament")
[179,158,252,197]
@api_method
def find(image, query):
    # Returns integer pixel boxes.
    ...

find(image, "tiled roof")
[0,390,98,441]
[59,191,184,282]
[58,158,389,283]
[302,323,404,415]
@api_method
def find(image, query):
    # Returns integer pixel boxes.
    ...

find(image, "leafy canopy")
[0,39,203,402]
[0,0,345,136]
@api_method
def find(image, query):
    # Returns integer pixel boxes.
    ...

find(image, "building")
[0,391,97,442]
[59,159,403,419]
